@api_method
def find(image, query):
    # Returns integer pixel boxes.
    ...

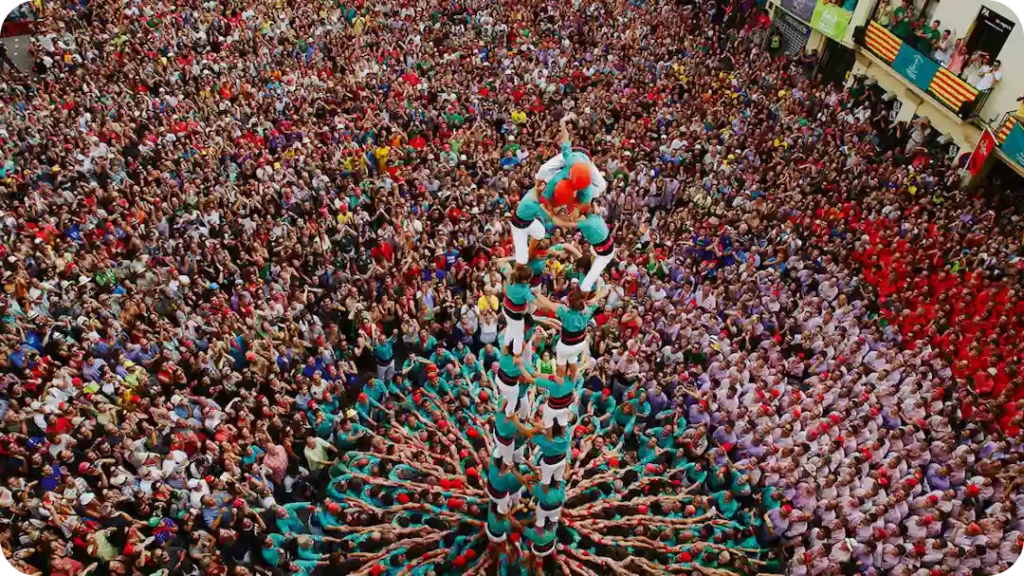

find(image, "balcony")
[856,21,992,121]
[994,111,1024,173]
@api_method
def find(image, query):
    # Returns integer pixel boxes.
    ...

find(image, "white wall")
[927,0,1024,124]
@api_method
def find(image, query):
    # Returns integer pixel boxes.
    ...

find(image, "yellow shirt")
[374,146,391,170]
[477,294,499,313]
[511,110,527,124]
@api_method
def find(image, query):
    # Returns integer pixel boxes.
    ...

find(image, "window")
[965,5,1015,60]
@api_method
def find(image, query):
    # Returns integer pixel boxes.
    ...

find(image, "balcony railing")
[991,110,1024,171]
[857,21,991,121]
[994,110,1022,144]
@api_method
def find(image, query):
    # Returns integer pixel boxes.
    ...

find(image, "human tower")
[483,113,615,568]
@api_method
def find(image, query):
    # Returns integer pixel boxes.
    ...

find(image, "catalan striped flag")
[998,116,1018,144]
[865,21,901,63]
[928,68,979,112]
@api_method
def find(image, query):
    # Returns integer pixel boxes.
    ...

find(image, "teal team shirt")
[487,509,512,537]
[556,304,598,334]
[578,213,610,244]
[525,525,557,547]
[514,194,546,222]
[531,481,566,508]
[503,281,535,306]
[486,460,522,493]
[374,338,395,362]
[494,411,524,446]
[532,429,570,458]
[537,376,574,399]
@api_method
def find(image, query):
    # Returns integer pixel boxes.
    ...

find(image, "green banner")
[1001,123,1024,170]
[810,0,853,41]
[891,44,940,93]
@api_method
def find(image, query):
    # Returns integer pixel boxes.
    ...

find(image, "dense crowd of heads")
[1,0,1023,574]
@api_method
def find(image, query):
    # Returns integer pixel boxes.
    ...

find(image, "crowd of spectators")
[1,0,1022,574]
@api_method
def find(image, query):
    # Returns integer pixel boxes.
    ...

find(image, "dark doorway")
[817,38,856,88]
[965,5,1015,60]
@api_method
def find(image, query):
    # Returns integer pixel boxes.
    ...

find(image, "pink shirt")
[947,51,967,75]
[264,443,289,483]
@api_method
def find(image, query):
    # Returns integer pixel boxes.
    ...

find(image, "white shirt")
[974,68,1002,90]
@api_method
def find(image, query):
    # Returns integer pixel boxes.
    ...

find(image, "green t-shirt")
[647,427,679,449]
[557,304,597,333]
[533,429,570,458]
[494,411,520,439]
[486,460,521,493]
[498,353,522,378]
[504,281,535,306]
[527,257,546,277]
[578,214,610,244]
[487,509,511,537]
[374,338,395,361]
[892,7,912,38]
[515,196,545,221]
[317,508,344,530]
[586,391,616,414]
[541,143,595,205]
[538,376,575,399]
[531,482,566,508]
[525,525,557,546]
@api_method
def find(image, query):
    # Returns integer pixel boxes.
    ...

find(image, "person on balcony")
[946,39,969,75]
[973,59,1002,91]
[874,1,893,27]
[891,0,914,40]
[962,51,989,84]
[913,19,941,53]
[933,30,954,66]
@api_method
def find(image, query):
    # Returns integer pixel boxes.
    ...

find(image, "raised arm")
[532,291,560,314]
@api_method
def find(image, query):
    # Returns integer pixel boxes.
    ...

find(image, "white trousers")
[532,540,556,557]
[486,522,508,542]
[512,219,547,265]
[375,360,395,382]
[581,246,615,292]
[540,456,567,485]
[501,313,526,355]
[498,381,520,417]
[521,337,536,370]
[555,339,587,366]
[493,434,516,466]
[542,402,573,429]
[488,484,511,514]
[535,503,563,528]
[517,392,532,420]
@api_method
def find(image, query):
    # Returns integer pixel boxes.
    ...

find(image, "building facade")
[765,0,1024,180]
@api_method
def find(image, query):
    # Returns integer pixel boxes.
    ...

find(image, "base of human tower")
[342,447,776,575]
